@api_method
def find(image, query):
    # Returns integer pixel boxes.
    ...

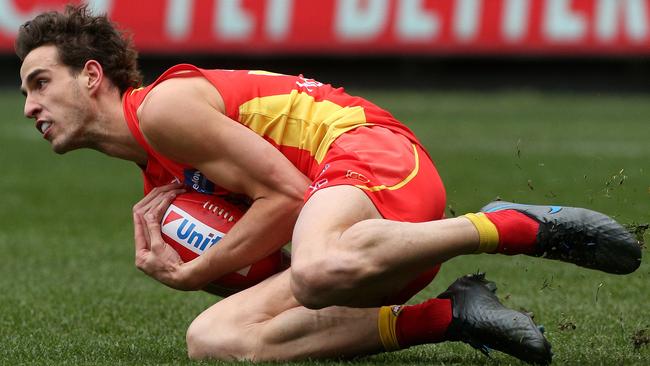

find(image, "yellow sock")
[377,305,402,351]
[463,213,500,253]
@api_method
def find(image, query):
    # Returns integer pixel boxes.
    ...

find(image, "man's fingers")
[133,183,184,215]
[133,212,151,252]
[140,188,185,215]
[135,188,184,245]
[141,211,152,245]
[133,186,184,281]
[154,191,177,215]
[133,186,165,211]
[134,186,184,263]
[145,211,165,253]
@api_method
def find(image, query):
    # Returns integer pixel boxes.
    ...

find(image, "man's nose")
[24,96,41,119]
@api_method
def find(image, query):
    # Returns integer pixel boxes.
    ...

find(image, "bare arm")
[136,77,310,290]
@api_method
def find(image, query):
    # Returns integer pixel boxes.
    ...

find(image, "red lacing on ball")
[202,200,235,222]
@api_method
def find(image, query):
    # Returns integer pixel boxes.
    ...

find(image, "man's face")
[20,45,92,154]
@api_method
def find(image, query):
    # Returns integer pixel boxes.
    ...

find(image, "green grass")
[1,89,649,365]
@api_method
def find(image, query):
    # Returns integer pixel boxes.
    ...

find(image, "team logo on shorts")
[345,169,371,184]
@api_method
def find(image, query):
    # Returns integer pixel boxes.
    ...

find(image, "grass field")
[1,89,649,365]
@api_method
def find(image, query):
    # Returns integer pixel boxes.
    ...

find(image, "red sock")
[483,210,539,255]
[394,298,452,346]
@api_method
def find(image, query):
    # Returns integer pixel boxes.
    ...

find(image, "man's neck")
[90,89,148,165]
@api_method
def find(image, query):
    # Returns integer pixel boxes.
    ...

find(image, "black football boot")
[437,273,552,365]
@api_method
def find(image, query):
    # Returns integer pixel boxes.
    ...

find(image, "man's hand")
[132,183,196,290]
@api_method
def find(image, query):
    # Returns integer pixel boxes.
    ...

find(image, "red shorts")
[305,126,447,304]
[305,126,446,222]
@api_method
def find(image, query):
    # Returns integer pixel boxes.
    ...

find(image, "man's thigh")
[193,270,299,328]
[291,184,443,307]
[295,126,446,258]
[291,127,447,304]
[292,184,383,258]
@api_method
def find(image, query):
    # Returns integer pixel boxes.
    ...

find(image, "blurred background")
[1,1,649,364]
[1,0,650,91]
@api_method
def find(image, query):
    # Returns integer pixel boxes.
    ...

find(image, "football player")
[17,5,640,364]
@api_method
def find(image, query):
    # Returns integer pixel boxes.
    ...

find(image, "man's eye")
[37,79,47,88]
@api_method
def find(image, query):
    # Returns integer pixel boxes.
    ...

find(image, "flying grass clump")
[632,329,649,350]
[624,223,648,249]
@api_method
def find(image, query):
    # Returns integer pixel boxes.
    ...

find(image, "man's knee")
[186,318,220,360]
[186,315,250,361]
[291,249,377,309]
[290,262,329,309]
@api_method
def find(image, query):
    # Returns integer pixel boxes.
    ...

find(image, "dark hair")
[15,4,142,94]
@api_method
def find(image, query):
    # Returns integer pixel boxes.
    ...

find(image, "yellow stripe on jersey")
[247,70,285,76]
[355,144,420,192]
[239,90,370,163]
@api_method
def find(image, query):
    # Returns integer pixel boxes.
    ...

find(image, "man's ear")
[82,60,104,95]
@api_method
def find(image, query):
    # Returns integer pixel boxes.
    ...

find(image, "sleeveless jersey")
[122,64,423,194]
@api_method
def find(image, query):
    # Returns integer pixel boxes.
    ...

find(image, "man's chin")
[49,133,91,154]
[51,142,73,155]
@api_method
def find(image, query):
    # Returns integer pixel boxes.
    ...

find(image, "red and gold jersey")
[122,64,423,195]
